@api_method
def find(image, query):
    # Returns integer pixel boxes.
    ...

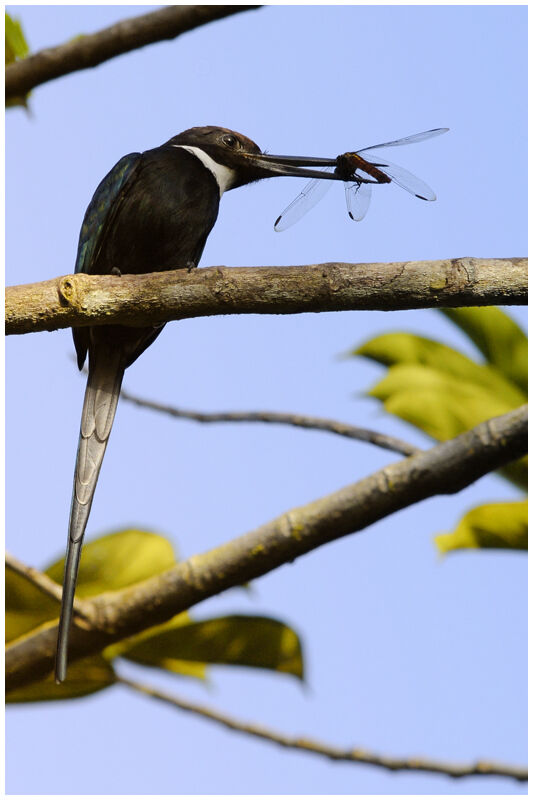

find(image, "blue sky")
[6,5,527,795]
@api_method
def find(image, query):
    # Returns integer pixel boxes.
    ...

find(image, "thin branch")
[6,552,64,604]
[5,405,527,691]
[5,6,260,101]
[118,675,527,782]
[5,259,527,336]
[5,552,94,624]
[120,388,420,458]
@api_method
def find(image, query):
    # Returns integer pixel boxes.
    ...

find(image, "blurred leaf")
[6,535,305,693]
[366,363,521,439]
[5,12,31,109]
[105,611,205,680]
[440,308,528,394]
[45,529,178,596]
[5,568,59,642]
[6,655,116,703]
[5,12,29,64]
[121,614,304,680]
[7,530,178,642]
[435,501,528,553]
[355,333,525,407]
[354,313,527,490]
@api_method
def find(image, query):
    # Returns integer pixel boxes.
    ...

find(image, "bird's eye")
[222,134,238,149]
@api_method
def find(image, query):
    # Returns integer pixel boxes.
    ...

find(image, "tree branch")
[5,553,93,624]
[118,675,527,782]
[6,552,64,605]
[5,406,527,691]
[5,258,527,336]
[120,388,420,457]
[5,6,261,101]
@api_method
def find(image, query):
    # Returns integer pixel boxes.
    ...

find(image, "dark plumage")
[56,126,345,681]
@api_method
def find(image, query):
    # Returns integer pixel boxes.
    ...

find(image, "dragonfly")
[274,128,449,231]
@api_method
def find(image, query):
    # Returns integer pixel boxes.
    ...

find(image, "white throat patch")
[173,145,235,197]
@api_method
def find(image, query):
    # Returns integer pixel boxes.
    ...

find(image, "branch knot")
[58,275,79,308]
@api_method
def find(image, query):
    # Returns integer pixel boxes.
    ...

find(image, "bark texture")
[6,258,527,335]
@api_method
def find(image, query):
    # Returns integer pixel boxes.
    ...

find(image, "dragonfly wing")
[274,170,334,231]
[358,127,449,154]
[361,154,436,200]
[345,181,372,221]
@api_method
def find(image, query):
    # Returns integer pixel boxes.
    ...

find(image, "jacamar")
[56,125,346,682]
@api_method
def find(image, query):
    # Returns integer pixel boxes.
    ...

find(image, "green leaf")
[105,611,205,680]
[356,333,525,406]
[121,614,305,680]
[45,529,178,596]
[7,528,181,666]
[5,12,29,64]
[5,567,59,642]
[6,655,116,703]
[355,324,527,489]
[440,308,528,394]
[7,530,179,642]
[435,501,528,553]
[5,12,31,109]
[367,363,522,440]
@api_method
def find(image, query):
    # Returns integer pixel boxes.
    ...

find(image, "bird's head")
[166,126,343,191]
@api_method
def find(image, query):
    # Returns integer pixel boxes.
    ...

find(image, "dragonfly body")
[335,152,392,185]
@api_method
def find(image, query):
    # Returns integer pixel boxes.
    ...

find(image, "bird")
[56,125,346,682]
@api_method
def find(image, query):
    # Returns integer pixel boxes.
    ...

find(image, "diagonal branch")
[5,406,527,691]
[5,258,527,335]
[5,6,261,101]
[120,388,420,457]
[118,675,527,782]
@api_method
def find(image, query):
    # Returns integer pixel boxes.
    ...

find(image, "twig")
[5,406,527,691]
[5,6,260,101]
[5,552,93,624]
[120,389,419,457]
[6,552,63,604]
[117,675,527,781]
[6,259,527,336]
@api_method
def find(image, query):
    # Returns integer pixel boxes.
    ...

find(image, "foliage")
[435,500,527,553]
[5,12,29,64]
[5,12,30,108]
[353,307,527,551]
[6,530,304,702]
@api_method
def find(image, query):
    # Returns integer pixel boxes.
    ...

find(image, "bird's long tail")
[55,345,125,683]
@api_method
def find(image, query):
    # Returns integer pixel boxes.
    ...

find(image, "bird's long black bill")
[246,152,343,181]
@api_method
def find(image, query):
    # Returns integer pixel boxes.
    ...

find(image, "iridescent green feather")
[75,153,141,274]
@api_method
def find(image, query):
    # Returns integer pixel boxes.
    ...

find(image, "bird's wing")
[75,152,142,275]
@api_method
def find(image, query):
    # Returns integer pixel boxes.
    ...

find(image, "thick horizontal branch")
[5,258,527,335]
[5,406,527,691]
[5,6,260,101]
[120,388,420,457]
[119,676,527,781]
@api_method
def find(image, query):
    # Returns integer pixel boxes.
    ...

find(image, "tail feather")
[55,346,124,683]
